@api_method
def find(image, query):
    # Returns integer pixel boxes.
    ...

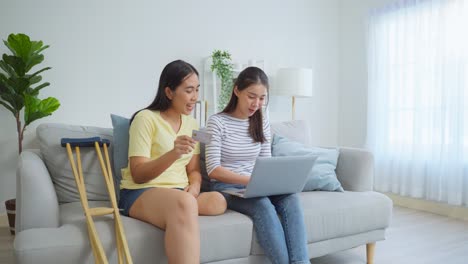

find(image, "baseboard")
[384,192,468,221]
[0,214,8,227]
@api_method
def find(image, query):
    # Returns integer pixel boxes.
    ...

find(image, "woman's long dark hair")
[222,66,269,143]
[130,60,198,123]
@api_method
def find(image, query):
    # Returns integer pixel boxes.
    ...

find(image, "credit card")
[192,129,212,144]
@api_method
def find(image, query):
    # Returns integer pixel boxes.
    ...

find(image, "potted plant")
[210,50,234,111]
[0,33,60,235]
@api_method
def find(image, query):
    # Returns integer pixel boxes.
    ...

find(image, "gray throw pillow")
[271,134,344,192]
[109,114,213,194]
[37,123,113,203]
[110,114,130,198]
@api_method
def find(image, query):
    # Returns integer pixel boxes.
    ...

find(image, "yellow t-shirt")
[120,110,200,189]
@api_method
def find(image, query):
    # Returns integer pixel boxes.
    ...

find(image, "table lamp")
[274,68,314,120]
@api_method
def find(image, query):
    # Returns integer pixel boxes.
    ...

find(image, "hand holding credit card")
[192,130,212,144]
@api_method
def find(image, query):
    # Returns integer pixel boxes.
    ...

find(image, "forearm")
[209,166,250,186]
[131,150,179,184]
[188,170,202,186]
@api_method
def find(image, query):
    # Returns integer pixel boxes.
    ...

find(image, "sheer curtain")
[367,0,468,206]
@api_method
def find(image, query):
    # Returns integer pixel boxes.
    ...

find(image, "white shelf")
[203,57,266,118]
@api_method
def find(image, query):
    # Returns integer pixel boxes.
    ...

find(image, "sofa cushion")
[250,191,393,255]
[272,134,344,192]
[110,114,130,196]
[37,123,113,203]
[270,120,312,146]
[299,191,392,242]
[53,202,254,263]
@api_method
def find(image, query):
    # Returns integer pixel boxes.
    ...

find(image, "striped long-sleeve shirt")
[205,113,271,178]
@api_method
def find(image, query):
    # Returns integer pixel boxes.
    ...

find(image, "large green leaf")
[3,54,26,76]
[5,34,32,60]
[1,92,23,112]
[30,82,50,95]
[0,60,17,77]
[0,75,16,94]
[30,41,43,55]
[0,72,8,90]
[28,75,41,85]
[3,34,49,73]
[3,40,15,56]
[0,81,7,95]
[24,96,60,125]
[0,72,7,82]
[25,53,44,72]
[8,77,30,94]
[35,45,49,55]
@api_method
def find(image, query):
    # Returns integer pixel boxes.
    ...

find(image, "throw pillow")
[110,114,130,198]
[37,123,113,203]
[271,134,344,192]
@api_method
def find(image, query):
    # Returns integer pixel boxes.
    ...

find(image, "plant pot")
[5,198,16,235]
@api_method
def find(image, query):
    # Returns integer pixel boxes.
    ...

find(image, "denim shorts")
[118,187,154,216]
[118,187,185,216]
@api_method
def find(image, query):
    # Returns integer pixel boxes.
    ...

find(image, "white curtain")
[367,0,468,206]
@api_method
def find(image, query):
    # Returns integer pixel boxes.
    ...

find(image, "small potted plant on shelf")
[0,33,60,235]
[210,50,234,111]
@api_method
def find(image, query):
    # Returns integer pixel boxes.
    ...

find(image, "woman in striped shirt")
[206,67,309,264]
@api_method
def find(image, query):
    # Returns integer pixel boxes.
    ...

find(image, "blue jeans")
[212,182,309,264]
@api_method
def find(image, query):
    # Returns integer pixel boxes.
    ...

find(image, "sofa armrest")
[16,149,60,232]
[335,147,374,192]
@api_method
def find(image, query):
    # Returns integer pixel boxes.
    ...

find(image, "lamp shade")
[274,68,314,97]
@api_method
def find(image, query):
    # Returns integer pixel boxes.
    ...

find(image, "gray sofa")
[14,120,392,264]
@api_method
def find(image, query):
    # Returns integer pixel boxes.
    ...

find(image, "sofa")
[14,120,392,264]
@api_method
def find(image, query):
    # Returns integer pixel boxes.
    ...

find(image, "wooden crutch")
[62,137,133,264]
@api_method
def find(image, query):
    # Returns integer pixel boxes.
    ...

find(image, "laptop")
[222,156,317,198]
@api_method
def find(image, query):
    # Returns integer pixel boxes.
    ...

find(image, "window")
[367,0,468,205]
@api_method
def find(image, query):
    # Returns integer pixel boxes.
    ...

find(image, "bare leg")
[196,191,227,216]
[129,188,200,264]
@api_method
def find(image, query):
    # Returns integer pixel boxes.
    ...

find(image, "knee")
[174,192,198,220]
[250,198,276,219]
[276,194,304,217]
[209,192,227,214]
[284,193,302,208]
[198,192,227,216]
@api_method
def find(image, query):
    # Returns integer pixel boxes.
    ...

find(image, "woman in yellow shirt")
[119,60,227,264]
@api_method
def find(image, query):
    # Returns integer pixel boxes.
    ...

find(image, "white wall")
[0,0,340,213]
[338,0,397,147]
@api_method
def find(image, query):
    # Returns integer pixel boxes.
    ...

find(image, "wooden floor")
[311,206,468,264]
[0,216,14,264]
[1,206,468,264]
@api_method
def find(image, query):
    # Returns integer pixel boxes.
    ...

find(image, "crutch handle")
[61,137,111,148]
